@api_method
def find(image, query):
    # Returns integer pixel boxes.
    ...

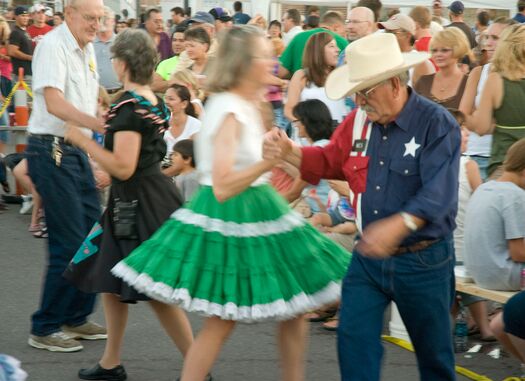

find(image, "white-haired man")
[264,33,460,380]
[26,0,107,352]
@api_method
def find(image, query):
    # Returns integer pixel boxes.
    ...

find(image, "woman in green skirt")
[112,26,351,381]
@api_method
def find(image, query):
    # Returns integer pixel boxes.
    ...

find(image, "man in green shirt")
[279,11,348,77]
[155,26,186,80]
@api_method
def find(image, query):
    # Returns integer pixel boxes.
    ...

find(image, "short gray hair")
[111,29,158,85]
[104,6,115,20]
[397,71,410,86]
[206,25,266,93]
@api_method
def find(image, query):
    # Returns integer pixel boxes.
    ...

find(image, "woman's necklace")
[436,73,457,93]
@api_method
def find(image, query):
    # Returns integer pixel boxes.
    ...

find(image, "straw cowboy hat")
[325,33,430,100]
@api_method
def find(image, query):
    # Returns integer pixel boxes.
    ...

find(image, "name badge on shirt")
[89,58,96,73]
[352,139,368,153]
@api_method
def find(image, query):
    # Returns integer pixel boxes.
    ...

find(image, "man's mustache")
[360,105,376,113]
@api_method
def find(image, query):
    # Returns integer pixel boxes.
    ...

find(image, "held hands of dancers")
[262,128,292,161]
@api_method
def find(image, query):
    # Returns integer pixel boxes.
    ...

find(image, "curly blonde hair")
[492,24,525,81]
[170,69,204,100]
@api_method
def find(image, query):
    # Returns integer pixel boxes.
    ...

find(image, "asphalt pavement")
[1,204,523,381]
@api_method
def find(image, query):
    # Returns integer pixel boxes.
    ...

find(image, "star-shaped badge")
[404,137,421,158]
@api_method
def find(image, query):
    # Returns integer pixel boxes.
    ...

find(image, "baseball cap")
[448,1,465,14]
[14,6,29,16]
[190,11,215,25]
[209,7,232,22]
[45,7,53,17]
[378,14,416,35]
[31,4,46,13]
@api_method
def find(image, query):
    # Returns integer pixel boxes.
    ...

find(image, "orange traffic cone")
[14,68,29,127]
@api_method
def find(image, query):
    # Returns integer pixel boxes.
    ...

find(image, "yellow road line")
[382,335,493,381]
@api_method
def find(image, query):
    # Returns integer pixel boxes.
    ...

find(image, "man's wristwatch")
[400,212,418,232]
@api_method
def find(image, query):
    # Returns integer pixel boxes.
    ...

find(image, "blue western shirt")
[300,89,461,246]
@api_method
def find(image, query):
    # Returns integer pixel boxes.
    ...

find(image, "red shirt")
[27,24,53,47]
[415,36,438,71]
[414,36,431,52]
[300,111,356,186]
[0,46,12,80]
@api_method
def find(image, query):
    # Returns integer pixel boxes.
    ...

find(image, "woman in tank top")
[459,18,515,180]
[285,32,347,127]
[414,27,469,109]
[465,24,525,178]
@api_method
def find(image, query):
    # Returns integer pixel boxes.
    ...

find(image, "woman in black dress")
[63,29,193,381]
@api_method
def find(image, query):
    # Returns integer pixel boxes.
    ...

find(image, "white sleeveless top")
[300,82,347,123]
[466,64,492,157]
[196,92,270,186]
[454,156,473,263]
[163,115,201,154]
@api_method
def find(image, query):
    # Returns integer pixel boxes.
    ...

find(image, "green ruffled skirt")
[111,184,351,322]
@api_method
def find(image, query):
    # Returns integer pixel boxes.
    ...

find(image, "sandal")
[322,316,339,331]
[28,224,41,233]
[32,227,48,239]
[305,307,338,322]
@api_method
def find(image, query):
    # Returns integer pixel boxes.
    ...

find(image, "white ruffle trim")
[112,262,342,322]
[170,208,306,237]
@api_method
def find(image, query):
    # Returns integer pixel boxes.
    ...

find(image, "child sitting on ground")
[169,139,199,203]
[310,180,357,238]
[90,87,112,208]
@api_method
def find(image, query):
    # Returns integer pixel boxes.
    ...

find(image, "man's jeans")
[338,237,456,381]
[26,135,100,336]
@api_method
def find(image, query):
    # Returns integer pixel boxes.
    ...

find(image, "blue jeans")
[470,156,489,182]
[338,237,456,381]
[0,103,9,144]
[26,135,100,336]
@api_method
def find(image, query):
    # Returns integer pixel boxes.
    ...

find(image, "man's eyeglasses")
[78,11,104,24]
[355,81,387,100]
[291,119,301,128]
[430,48,453,54]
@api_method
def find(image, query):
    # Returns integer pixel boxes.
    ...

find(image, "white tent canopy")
[271,0,516,11]
[377,0,515,10]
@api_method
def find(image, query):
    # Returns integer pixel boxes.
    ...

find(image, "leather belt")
[29,133,66,143]
[393,239,440,255]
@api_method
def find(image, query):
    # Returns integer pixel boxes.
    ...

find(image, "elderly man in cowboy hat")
[264,33,460,380]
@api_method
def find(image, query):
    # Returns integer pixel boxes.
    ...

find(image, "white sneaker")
[19,195,33,215]
[28,331,83,352]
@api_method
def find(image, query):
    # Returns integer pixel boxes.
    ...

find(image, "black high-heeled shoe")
[78,363,127,381]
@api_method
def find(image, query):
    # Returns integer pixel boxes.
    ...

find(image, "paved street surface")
[1,205,523,381]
